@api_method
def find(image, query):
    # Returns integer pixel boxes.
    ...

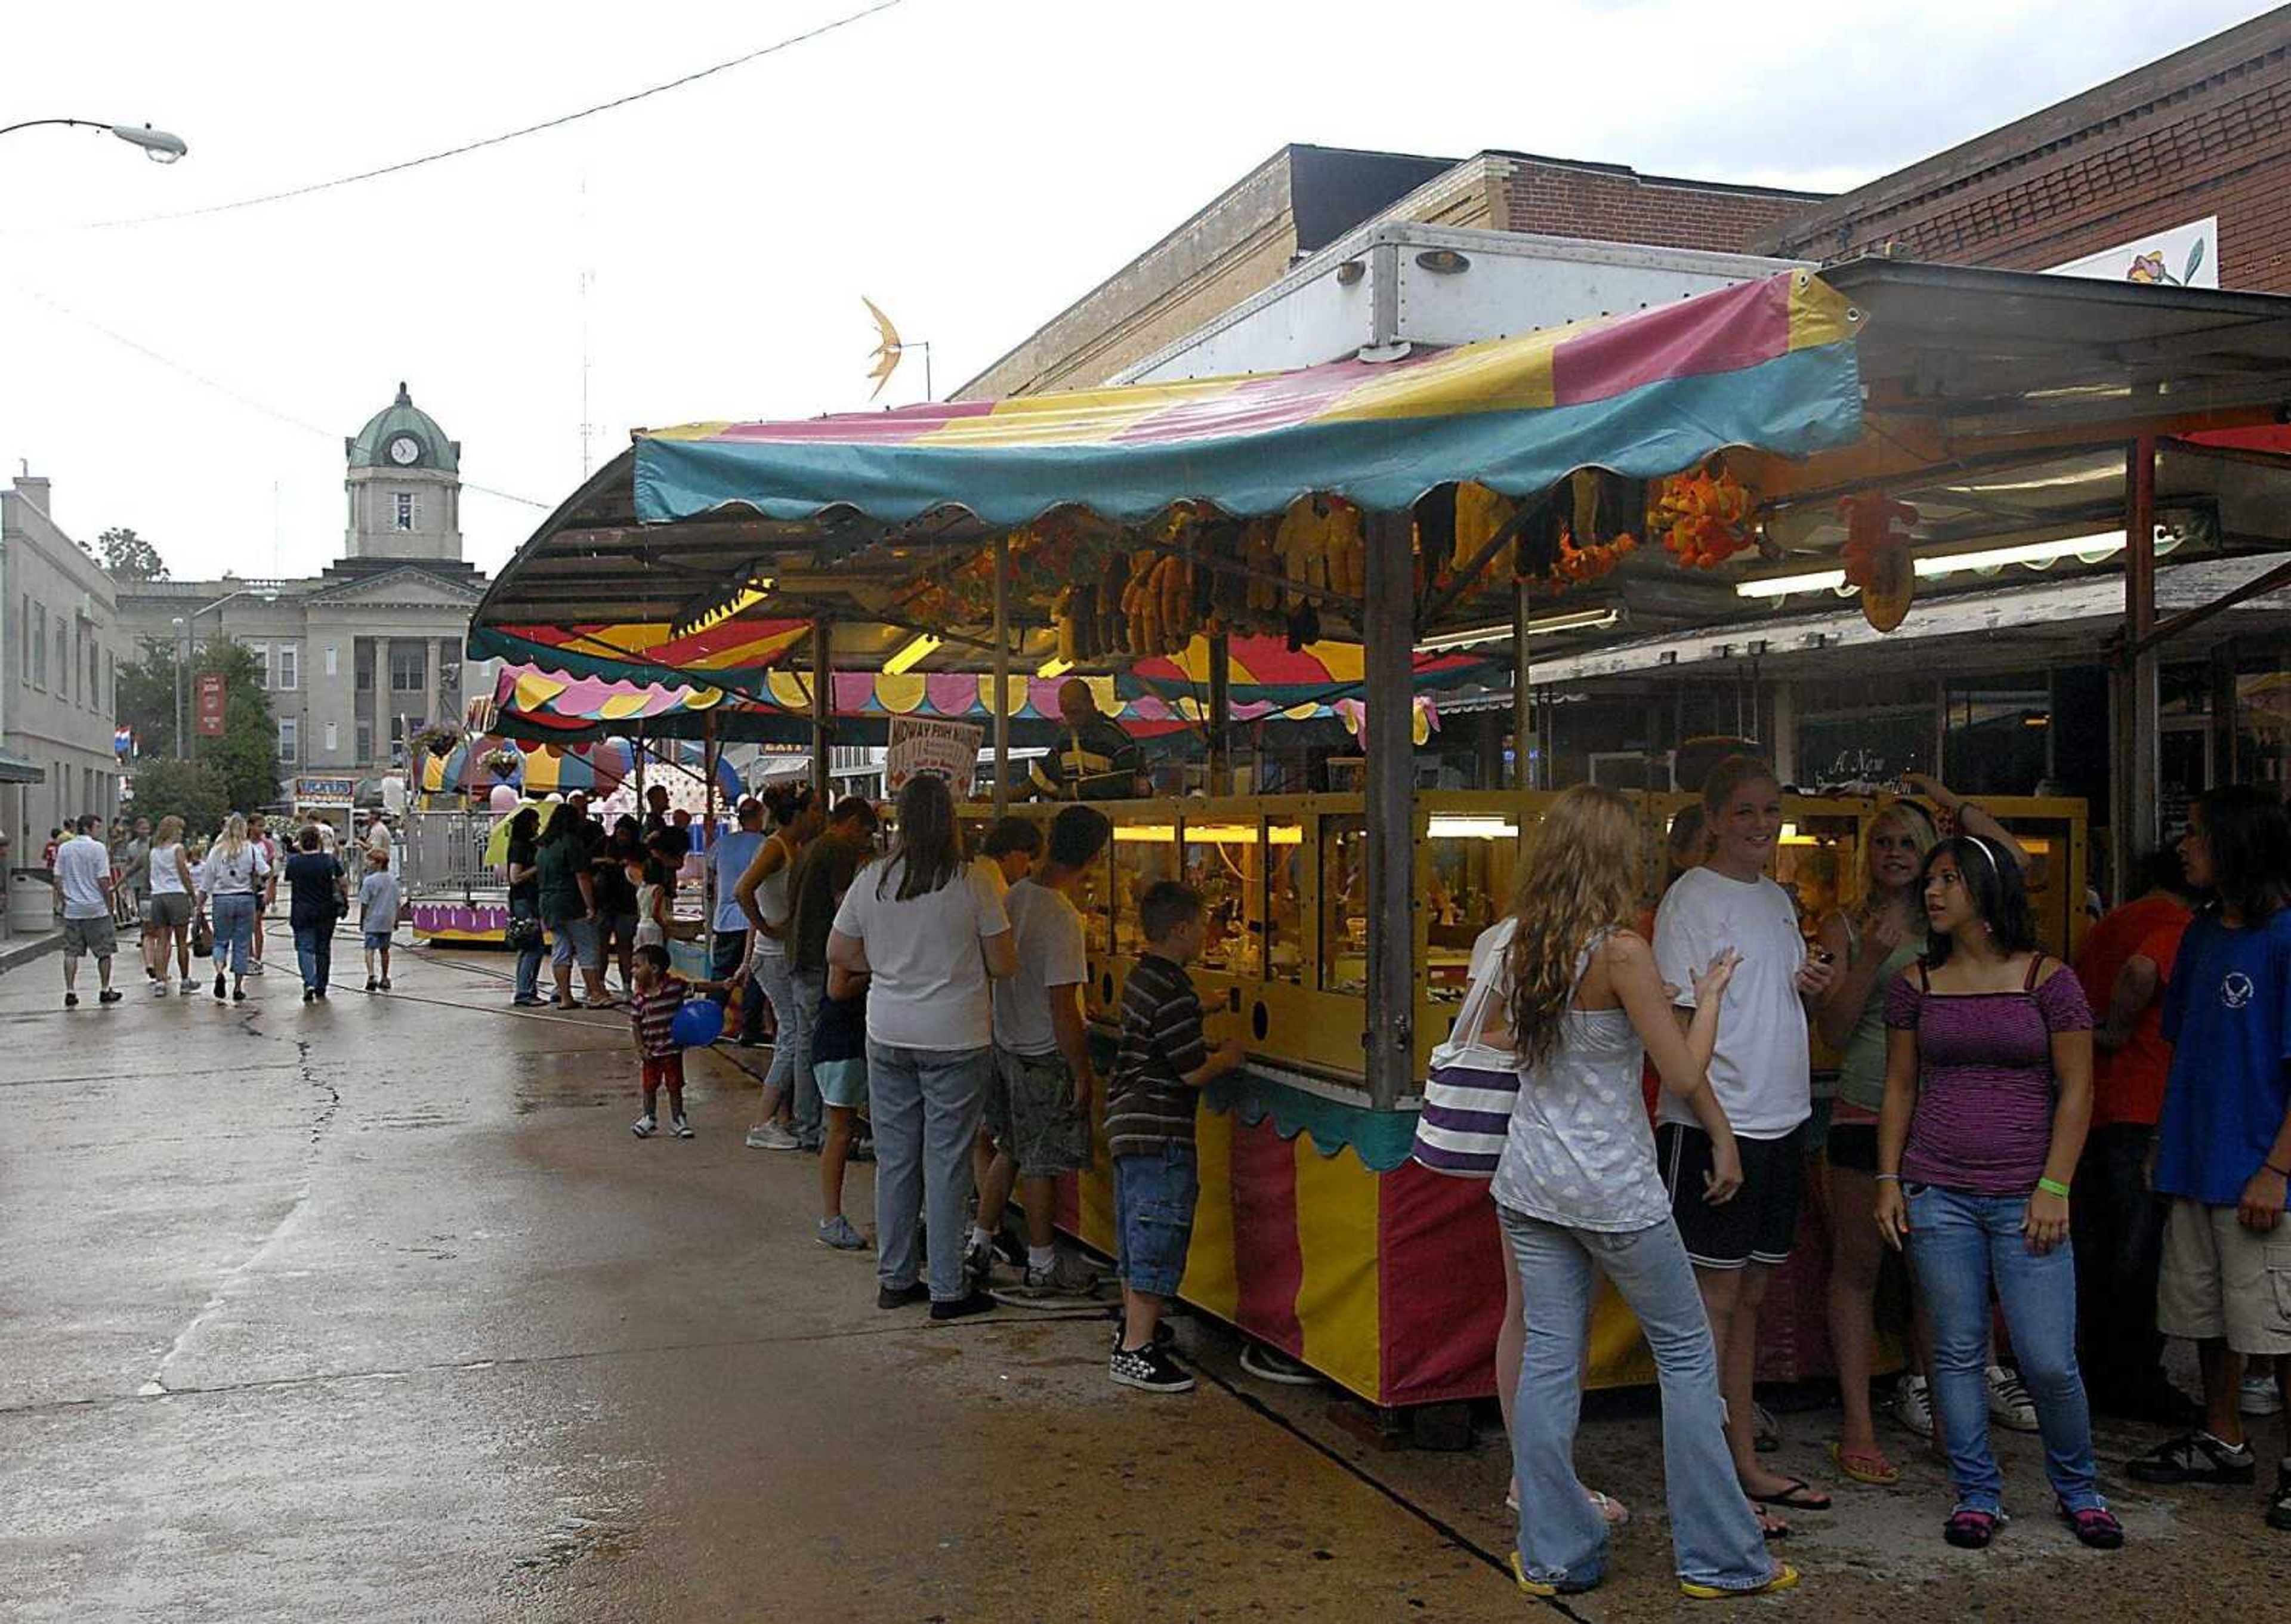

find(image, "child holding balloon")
[628,943,731,1140]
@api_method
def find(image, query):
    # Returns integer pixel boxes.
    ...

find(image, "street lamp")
[174,589,275,758]
[0,118,189,163]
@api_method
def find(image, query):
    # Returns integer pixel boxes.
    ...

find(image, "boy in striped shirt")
[627,943,730,1141]
[1104,882,1245,1393]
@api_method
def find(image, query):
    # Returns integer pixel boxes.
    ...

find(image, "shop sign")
[294,775,357,808]
[2046,217,2218,289]
[885,717,982,798]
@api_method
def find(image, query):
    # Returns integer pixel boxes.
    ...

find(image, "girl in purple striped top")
[1873,835,2116,1552]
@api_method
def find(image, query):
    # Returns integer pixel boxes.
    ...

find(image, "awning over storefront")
[0,749,44,785]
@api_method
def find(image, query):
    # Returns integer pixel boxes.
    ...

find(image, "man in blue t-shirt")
[708,797,768,1044]
[2128,787,2291,1535]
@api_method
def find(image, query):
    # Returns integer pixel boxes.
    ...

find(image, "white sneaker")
[245,961,267,977]
[631,1114,656,1138]
[745,1122,799,1150]
[2242,1372,2285,1418]
[1892,1374,1934,1435]
[1987,1364,2039,1432]
[671,1115,693,1140]
[152,981,169,998]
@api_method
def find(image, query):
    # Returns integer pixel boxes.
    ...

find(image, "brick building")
[959,145,1821,398]
[1756,10,2291,290]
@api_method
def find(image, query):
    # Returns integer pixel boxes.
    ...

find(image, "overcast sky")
[1,0,2275,587]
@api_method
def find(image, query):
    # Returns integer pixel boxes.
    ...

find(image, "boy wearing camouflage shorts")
[975,805,1112,1304]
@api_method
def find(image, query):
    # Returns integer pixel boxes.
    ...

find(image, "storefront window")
[1319,816,1369,996]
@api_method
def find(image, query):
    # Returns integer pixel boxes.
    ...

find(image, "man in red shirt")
[2072,847,2199,1422]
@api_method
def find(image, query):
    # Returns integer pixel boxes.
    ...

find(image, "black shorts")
[1825,1122,1879,1174]
[1657,1121,1807,1271]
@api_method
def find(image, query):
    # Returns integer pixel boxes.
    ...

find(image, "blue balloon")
[669,998,724,1048]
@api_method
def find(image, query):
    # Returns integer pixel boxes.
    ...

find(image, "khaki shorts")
[2158,1197,2291,1356]
[62,914,118,959]
[986,1048,1092,1179]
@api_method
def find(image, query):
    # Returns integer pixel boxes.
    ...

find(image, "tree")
[116,637,184,759]
[194,638,283,816]
[126,758,227,845]
[97,526,169,582]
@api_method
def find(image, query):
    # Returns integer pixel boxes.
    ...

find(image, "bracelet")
[2264,1160,2291,1180]
[1873,1172,1901,1183]
[2036,1176,2071,1198]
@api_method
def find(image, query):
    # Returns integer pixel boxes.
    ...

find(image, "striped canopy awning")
[420,734,743,800]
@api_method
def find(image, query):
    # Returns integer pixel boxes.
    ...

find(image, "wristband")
[2264,1160,2291,1180]
[1873,1172,1901,1183]
[2036,1177,2071,1198]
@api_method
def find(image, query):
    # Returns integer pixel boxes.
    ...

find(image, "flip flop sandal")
[1758,1511,1791,1542]
[1829,1441,1902,1486]
[2058,1503,2123,1549]
[1586,1490,1631,1529]
[1681,1563,1799,1600]
[1747,1478,1832,1512]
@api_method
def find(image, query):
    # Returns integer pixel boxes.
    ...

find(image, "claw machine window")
[1320,814,1369,997]
[1773,811,1859,939]
[1264,816,1308,984]
[1182,820,1279,980]
[1111,817,1182,960]
[1424,812,1522,1003]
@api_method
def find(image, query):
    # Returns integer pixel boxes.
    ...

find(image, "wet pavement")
[3,930,2287,1621]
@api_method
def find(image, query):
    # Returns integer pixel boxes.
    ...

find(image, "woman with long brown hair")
[1479,785,1793,1600]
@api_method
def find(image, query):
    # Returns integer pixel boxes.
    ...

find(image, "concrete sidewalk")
[0,927,2284,1620]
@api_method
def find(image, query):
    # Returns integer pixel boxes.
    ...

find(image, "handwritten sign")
[885,717,982,799]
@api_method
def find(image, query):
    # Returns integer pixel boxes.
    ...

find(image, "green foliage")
[196,638,283,815]
[116,637,183,758]
[97,526,169,582]
[126,758,227,843]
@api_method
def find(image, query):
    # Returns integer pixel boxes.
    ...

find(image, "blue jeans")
[1907,1183,2102,1515]
[211,893,258,977]
[790,970,826,1143]
[511,900,544,1002]
[754,953,801,1095]
[867,1041,992,1302]
[1113,1146,1199,1298]
[292,921,332,993]
[1498,1205,1770,1593]
[709,928,763,1042]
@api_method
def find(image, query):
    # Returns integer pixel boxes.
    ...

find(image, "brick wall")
[1760,28,2291,291]
[1497,159,1816,254]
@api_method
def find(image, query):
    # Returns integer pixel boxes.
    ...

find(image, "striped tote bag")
[1409,936,1520,1178]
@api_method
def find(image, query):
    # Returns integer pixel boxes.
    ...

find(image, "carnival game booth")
[469,263,2291,1410]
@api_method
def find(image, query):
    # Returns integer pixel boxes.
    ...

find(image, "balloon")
[669,999,724,1048]
[489,783,520,813]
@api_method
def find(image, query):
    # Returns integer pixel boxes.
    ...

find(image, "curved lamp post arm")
[0,118,187,162]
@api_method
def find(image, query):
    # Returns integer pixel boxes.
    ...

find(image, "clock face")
[387,435,420,465]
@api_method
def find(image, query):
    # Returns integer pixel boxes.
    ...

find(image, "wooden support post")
[1511,575,1532,790]
[1361,510,1418,1113]
[701,711,718,965]
[2114,437,2160,899]
[1207,631,1232,795]
[992,532,1011,817]
[810,619,832,800]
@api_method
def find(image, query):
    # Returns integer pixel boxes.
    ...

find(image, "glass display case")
[1320,814,1369,997]
[1265,816,1308,984]
[1111,819,1182,960]
[1183,819,1276,980]
[1422,811,1524,1001]
[1773,813,1861,937]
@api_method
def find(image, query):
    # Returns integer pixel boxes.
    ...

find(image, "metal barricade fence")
[402,808,499,903]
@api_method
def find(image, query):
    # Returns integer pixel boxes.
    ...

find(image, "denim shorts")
[363,931,393,950]
[814,1056,868,1110]
[547,914,599,970]
[1113,1144,1199,1299]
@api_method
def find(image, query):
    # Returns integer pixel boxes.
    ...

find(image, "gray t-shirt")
[991,878,1089,1057]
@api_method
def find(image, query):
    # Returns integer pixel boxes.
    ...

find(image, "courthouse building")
[118,384,493,781]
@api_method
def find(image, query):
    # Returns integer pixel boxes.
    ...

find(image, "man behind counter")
[1029,678,1143,801]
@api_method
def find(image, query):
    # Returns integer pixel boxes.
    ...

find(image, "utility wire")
[30,0,907,234]
[8,280,551,510]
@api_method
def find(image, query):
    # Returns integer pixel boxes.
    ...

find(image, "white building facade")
[1,472,129,847]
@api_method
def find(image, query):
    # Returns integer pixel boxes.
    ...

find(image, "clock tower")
[344,381,463,562]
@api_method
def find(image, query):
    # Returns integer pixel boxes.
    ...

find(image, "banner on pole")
[885,716,982,799]
[195,673,227,737]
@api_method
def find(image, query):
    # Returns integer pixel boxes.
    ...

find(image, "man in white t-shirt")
[1653,755,1837,1530]
[969,805,1111,1303]
[53,814,122,1008]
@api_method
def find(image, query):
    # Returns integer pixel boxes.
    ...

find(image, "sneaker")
[366,978,378,993]
[671,1114,693,1139]
[1110,1317,1178,1354]
[379,978,391,991]
[1110,1340,1195,1393]
[930,1290,997,1323]
[876,1282,930,1310]
[512,995,542,1007]
[850,1137,876,1163]
[745,1122,800,1151]
[1988,1365,2039,1432]
[152,981,169,998]
[180,979,195,995]
[961,1233,995,1289]
[817,1215,869,1251]
[98,988,122,1004]
[992,1252,1104,1307]
[2126,1431,2257,1486]
[2243,1373,2285,1418]
[63,992,78,1008]
[214,972,227,1001]
[303,989,316,1004]
[1892,1373,1934,1436]
[231,988,246,1003]
[631,1114,656,1138]
[244,961,266,977]
[2270,1461,2291,1532]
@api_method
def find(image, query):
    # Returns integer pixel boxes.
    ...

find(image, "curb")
[0,930,62,973]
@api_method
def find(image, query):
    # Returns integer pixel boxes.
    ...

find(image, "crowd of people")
[44,807,400,1006]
